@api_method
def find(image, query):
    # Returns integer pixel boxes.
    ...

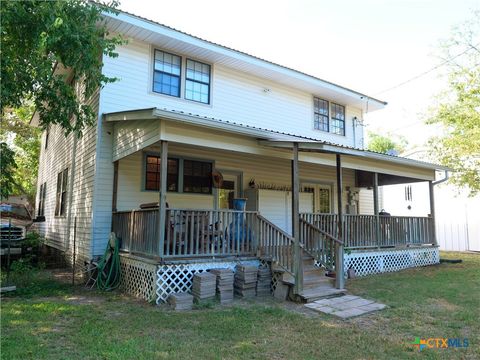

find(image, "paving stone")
[357,302,387,312]
[333,307,369,319]
[332,298,375,310]
[303,294,387,319]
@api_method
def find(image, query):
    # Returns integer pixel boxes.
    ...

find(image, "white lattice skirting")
[156,260,260,304]
[119,255,157,302]
[344,246,440,277]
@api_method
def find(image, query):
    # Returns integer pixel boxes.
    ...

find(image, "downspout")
[65,130,78,260]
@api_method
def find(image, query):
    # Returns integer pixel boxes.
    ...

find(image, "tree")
[427,12,480,196]
[367,132,408,155]
[0,142,17,200]
[1,0,123,135]
[0,103,40,203]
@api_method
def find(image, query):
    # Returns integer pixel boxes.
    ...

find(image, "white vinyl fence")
[436,221,480,252]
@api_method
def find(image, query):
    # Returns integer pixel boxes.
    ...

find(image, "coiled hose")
[96,233,121,291]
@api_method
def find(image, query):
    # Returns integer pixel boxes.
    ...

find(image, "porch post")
[335,154,345,289]
[428,180,437,245]
[292,142,303,294]
[158,140,168,257]
[373,172,380,246]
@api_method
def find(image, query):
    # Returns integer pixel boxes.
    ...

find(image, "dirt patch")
[429,298,460,312]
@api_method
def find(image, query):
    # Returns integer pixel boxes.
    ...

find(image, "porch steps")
[271,251,347,303]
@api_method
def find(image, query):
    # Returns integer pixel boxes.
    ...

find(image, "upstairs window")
[153,50,181,97]
[38,182,46,217]
[55,169,68,216]
[145,156,179,192]
[183,159,212,194]
[314,98,329,132]
[313,98,346,136]
[331,103,345,135]
[185,59,211,104]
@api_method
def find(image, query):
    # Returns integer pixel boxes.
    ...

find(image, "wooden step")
[298,285,347,303]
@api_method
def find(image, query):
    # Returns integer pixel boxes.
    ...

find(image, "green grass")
[1,252,479,359]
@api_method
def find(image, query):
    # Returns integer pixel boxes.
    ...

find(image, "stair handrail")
[257,214,296,275]
[299,218,343,271]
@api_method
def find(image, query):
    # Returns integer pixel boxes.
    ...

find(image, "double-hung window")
[145,156,179,192]
[185,59,211,104]
[314,98,329,132]
[55,169,68,216]
[313,98,346,136]
[153,50,181,97]
[183,159,212,194]
[330,103,345,135]
[38,182,46,216]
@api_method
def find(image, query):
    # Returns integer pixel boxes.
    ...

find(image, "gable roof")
[103,9,387,112]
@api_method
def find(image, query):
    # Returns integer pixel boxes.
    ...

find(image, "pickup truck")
[0,202,36,256]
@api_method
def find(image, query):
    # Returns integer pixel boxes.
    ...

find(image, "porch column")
[428,180,437,245]
[373,172,380,245]
[292,142,303,294]
[335,154,345,289]
[158,141,168,257]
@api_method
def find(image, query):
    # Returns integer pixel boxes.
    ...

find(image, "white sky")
[119,0,478,149]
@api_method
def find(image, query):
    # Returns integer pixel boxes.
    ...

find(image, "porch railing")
[300,213,434,248]
[299,218,343,271]
[257,214,295,274]
[112,208,259,258]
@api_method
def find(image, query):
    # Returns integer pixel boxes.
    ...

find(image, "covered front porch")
[106,108,442,301]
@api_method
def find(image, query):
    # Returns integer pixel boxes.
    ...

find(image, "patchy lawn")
[1,252,479,359]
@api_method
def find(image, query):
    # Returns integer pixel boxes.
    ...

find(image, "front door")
[217,172,240,209]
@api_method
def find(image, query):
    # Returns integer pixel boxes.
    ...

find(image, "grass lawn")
[1,251,479,359]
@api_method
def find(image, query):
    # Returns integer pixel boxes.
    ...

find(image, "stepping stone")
[304,294,387,319]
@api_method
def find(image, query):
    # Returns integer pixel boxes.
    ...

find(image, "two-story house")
[32,9,446,303]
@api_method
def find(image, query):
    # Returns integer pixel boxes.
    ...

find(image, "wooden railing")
[112,208,259,258]
[301,213,434,248]
[257,214,295,274]
[299,218,343,271]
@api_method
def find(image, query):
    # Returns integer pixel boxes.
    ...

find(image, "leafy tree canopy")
[0,142,17,200]
[0,103,40,202]
[1,0,123,135]
[427,12,480,196]
[366,132,408,155]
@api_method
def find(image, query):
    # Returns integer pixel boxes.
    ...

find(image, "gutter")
[433,170,449,185]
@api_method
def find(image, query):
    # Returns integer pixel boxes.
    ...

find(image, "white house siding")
[358,188,384,215]
[35,88,99,262]
[101,38,364,149]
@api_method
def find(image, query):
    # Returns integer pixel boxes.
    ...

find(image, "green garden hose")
[96,233,121,291]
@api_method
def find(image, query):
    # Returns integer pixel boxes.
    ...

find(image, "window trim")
[330,102,346,136]
[184,58,211,104]
[152,49,182,98]
[37,182,46,217]
[55,168,68,217]
[312,97,347,136]
[142,153,180,192]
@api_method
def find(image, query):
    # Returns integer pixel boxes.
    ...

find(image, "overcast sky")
[119,0,478,149]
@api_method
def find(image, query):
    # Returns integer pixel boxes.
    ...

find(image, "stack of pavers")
[192,272,217,303]
[256,267,272,297]
[234,265,258,298]
[210,268,234,304]
[167,292,194,311]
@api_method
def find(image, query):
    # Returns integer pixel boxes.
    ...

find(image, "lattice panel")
[156,260,260,304]
[344,247,440,277]
[119,256,157,302]
[271,271,282,293]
